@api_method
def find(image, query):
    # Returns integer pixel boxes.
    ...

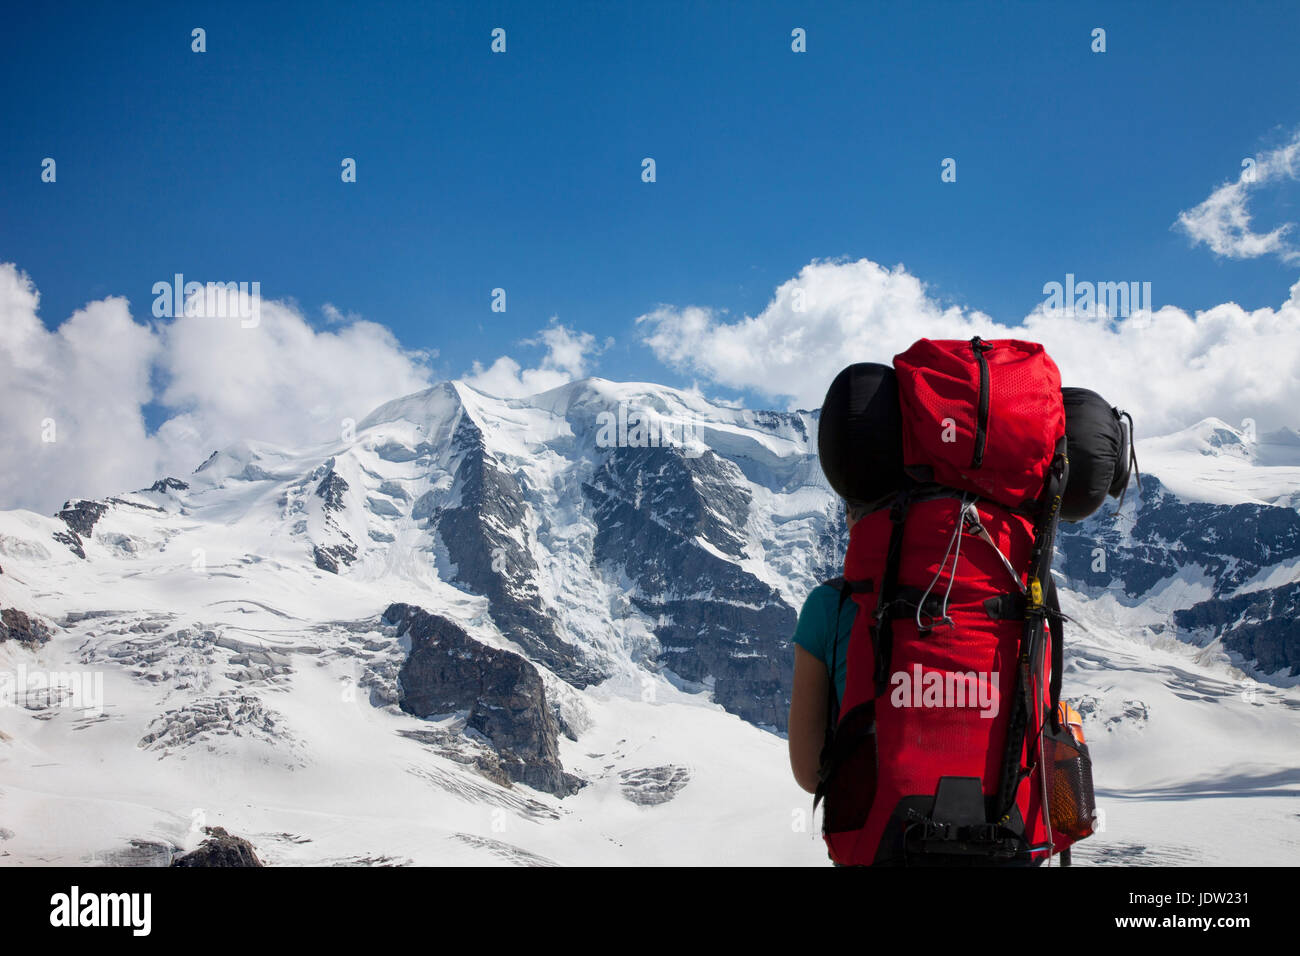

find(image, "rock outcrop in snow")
[384,602,582,796]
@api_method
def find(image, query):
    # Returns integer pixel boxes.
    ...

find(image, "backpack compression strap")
[993,438,1069,824]
[815,490,908,816]
[871,490,912,696]
[1047,576,1065,735]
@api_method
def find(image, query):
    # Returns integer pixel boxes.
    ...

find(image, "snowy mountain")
[0,381,1297,866]
[1058,418,1300,684]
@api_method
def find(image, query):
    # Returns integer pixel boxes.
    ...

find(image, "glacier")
[0,379,1296,866]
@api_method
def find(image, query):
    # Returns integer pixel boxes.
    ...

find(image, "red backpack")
[815,337,1096,866]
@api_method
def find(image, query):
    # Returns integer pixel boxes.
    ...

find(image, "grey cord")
[915,495,967,633]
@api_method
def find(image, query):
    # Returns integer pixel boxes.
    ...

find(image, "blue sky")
[3,1,1300,431]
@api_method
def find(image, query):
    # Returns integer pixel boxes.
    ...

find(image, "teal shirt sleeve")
[792,583,854,705]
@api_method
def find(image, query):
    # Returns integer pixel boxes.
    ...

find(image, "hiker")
[793,341,1134,866]
[788,499,864,794]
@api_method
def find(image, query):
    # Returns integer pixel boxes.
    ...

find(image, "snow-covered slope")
[1137,417,1300,507]
[0,385,1296,865]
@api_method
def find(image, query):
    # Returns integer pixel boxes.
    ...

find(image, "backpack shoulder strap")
[814,575,872,817]
[871,491,911,696]
[821,575,853,727]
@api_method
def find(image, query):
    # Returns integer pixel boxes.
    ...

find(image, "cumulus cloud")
[8,243,1298,515]
[321,302,364,326]
[0,266,161,515]
[1176,129,1300,263]
[462,319,609,398]
[0,264,434,514]
[156,291,434,468]
[637,257,1300,437]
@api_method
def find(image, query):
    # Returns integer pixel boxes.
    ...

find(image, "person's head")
[845,498,871,530]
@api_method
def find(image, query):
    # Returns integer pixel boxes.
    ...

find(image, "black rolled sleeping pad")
[817,362,905,506]
[1061,386,1128,522]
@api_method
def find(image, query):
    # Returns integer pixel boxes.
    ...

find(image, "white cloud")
[1176,130,1300,263]
[0,266,615,512]
[8,242,1298,516]
[0,266,162,515]
[0,264,434,514]
[462,319,609,398]
[638,257,1300,437]
[157,291,434,466]
[321,302,362,325]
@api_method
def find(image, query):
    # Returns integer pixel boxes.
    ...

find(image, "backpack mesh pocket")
[1045,724,1096,842]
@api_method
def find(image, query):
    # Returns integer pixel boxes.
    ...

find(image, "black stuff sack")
[817,363,905,508]
[1061,386,1133,522]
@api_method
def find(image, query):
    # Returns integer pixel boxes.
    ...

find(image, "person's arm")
[789,643,830,794]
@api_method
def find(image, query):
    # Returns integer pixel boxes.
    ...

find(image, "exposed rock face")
[107,496,163,514]
[51,495,175,559]
[313,543,358,574]
[1057,475,1300,677]
[315,469,350,513]
[52,531,85,559]
[434,415,599,686]
[1175,581,1300,677]
[0,608,53,646]
[171,827,264,867]
[57,499,108,538]
[311,465,358,572]
[51,498,110,559]
[583,445,796,729]
[384,602,582,796]
[1058,476,1300,597]
[148,477,190,493]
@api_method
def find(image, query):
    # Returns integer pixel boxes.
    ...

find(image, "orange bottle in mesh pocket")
[1046,701,1097,846]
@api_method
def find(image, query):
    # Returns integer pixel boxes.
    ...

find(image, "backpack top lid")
[817,362,905,507]
[893,337,1065,510]
[1060,386,1130,522]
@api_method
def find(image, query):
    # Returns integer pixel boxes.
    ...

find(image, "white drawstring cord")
[915,495,967,633]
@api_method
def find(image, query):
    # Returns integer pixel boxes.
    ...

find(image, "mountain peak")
[357,381,463,432]
[1143,417,1251,460]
